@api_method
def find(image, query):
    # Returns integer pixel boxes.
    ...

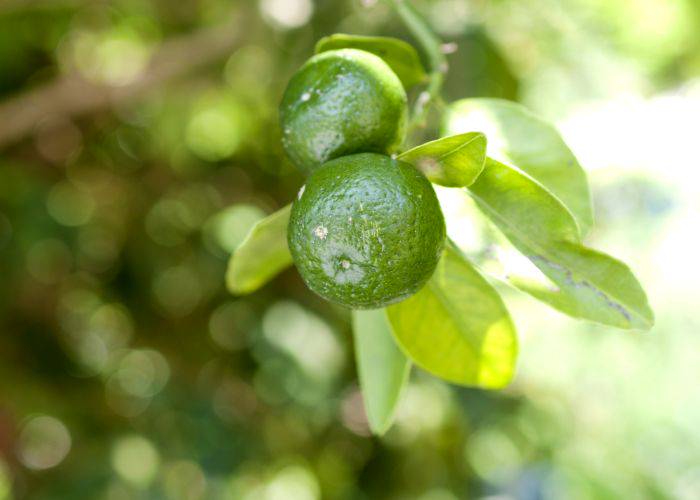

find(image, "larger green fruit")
[288,153,445,309]
[279,49,408,173]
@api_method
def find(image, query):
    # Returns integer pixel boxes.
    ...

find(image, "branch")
[0,13,248,150]
[388,0,447,131]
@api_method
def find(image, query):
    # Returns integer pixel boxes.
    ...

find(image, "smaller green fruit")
[279,49,408,173]
[288,153,445,309]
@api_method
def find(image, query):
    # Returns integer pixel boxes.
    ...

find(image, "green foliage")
[469,157,580,245]
[398,132,486,187]
[352,309,410,435]
[444,98,594,236]
[0,0,690,496]
[315,34,427,89]
[228,24,653,434]
[509,242,654,329]
[226,205,292,295]
[468,158,653,330]
[386,243,517,388]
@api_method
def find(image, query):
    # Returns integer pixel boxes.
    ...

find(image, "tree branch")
[0,13,248,150]
[388,0,447,131]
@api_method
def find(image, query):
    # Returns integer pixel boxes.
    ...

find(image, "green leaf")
[386,242,517,388]
[226,204,292,295]
[444,98,593,236]
[509,242,654,330]
[398,132,487,187]
[352,309,411,435]
[469,159,654,330]
[315,34,427,89]
[469,158,580,246]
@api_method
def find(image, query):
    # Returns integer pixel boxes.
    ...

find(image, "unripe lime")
[288,153,445,308]
[280,49,408,173]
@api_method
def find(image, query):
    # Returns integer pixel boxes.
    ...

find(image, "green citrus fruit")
[279,48,408,173]
[288,153,445,309]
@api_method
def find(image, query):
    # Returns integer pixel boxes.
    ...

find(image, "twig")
[388,0,447,131]
[0,13,247,150]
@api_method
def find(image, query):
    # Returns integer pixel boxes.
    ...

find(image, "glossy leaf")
[398,132,487,187]
[315,34,427,89]
[352,309,411,435]
[509,242,654,330]
[226,204,292,295]
[469,158,581,246]
[469,159,654,330]
[444,98,593,236]
[386,242,517,388]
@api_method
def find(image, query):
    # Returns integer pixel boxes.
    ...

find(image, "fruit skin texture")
[280,49,408,173]
[288,153,446,309]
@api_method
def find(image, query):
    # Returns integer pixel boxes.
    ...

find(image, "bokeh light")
[18,416,72,470]
[231,463,321,500]
[225,45,275,92]
[67,23,156,86]
[162,460,207,500]
[466,427,522,484]
[262,301,345,383]
[1,0,700,498]
[259,0,314,30]
[186,92,248,162]
[428,0,474,36]
[264,464,320,500]
[46,181,95,227]
[111,435,160,486]
[391,381,451,441]
[112,349,170,399]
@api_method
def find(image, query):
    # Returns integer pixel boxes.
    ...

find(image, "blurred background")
[0,0,699,498]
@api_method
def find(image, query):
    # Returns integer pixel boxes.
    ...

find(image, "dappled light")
[0,0,698,498]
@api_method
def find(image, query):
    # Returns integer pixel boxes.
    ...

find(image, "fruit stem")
[387,0,447,133]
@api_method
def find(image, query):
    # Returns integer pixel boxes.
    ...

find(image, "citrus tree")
[226,0,653,435]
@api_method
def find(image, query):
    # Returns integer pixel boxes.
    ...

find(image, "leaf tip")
[367,418,391,436]
[635,310,655,332]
